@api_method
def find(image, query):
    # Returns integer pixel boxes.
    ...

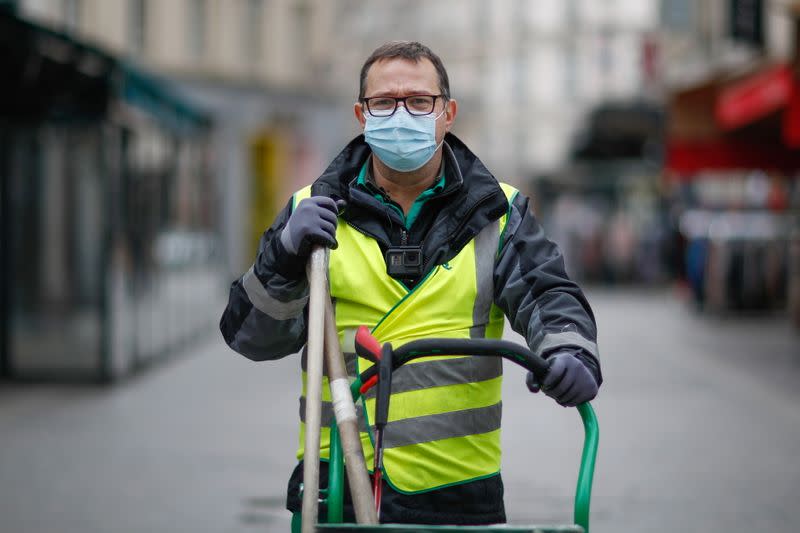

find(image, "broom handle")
[301,246,328,533]
[324,299,379,524]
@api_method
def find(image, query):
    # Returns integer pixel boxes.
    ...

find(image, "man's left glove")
[526,352,598,407]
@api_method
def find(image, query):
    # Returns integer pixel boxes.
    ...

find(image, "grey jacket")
[220,133,601,384]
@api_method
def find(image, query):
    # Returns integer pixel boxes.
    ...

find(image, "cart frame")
[314,337,599,533]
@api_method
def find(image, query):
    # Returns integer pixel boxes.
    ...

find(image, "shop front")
[0,11,220,381]
[665,63,800,320]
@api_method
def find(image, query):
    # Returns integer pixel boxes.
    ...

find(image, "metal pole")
[323,298,379,524]
[301,246,328,533]
[0,124,10,378]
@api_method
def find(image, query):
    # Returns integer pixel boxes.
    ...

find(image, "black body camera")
[385,246,424,280]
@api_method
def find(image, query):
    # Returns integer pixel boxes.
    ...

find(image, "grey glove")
[279,196,339,259]
[526,352,598,407]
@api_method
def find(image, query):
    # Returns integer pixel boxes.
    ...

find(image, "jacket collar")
[311,132,508,259]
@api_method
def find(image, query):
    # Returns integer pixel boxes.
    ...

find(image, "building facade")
[16,0,661,182]
[0,7,217,380]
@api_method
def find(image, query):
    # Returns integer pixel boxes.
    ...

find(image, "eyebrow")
[366,90,437,98]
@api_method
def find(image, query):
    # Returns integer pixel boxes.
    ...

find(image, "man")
[220,41,601,526]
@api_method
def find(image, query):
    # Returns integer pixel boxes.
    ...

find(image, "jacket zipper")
[345,220,390,249]
[419,190,500,273]
[347,189,501,273]
[449,191,500,241]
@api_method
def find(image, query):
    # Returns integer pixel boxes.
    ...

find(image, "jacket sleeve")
[219,198,310,361]
[493,193,602,385]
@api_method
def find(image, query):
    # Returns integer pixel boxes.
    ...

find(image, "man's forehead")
[364,57,438,95]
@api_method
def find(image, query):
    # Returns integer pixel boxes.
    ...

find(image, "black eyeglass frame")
[360,94,447,117]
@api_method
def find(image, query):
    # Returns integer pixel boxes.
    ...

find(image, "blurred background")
[0,1,798,532]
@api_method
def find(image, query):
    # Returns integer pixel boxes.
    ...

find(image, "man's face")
[354,57,457,145]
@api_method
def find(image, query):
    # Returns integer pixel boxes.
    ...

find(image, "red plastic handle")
[355,326,382,394]
[355,325,381,361]
[359,375,378,395]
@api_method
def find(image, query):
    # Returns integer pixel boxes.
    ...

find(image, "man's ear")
[445,98,458,131]
[354,102,366,129]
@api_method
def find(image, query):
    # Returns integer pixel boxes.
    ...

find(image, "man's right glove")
[526,352,598,407]
[279,196,340,259]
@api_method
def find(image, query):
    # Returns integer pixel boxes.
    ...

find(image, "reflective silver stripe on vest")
[301,346,358,377]
[242,266,308,320]
[363,356,502,398]
[535,331,599,359]
[299,396,366,428]
[470,219,500,339]
[380,402,502,449]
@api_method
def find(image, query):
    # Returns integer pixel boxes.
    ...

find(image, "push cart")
[311,332,599,533]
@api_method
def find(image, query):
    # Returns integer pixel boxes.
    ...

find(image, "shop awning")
[0,10,114,120]
[0,10,209,132]
[122,63,211,133]
[715,65,793,131]
[666,63,800,174]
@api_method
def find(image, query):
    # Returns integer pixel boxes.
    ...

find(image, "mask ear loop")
[431,107,447,152]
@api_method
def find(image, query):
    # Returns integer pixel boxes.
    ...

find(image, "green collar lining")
[356,157,446,229]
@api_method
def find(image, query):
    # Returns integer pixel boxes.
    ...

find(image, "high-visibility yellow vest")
[295,182,518,493]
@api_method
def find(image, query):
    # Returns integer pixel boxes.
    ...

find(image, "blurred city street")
[3,1,800,532]
[1,288,798,533]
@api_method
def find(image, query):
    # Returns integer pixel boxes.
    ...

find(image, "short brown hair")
[359,41,451,100]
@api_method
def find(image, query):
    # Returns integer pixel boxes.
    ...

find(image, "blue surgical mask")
[364,107,445,172]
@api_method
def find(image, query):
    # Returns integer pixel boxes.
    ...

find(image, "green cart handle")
[324,339,599,532]
[574,402,598,532]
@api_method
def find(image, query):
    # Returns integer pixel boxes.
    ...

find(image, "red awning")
[715,65,793,131]
[667,63,800,174]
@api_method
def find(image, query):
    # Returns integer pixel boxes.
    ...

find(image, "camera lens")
[405,251,420,265]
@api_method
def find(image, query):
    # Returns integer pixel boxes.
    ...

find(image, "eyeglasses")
[361,94,444,117]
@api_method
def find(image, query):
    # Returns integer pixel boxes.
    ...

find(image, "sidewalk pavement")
[1,288,798,533]
[0,331,299,533]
